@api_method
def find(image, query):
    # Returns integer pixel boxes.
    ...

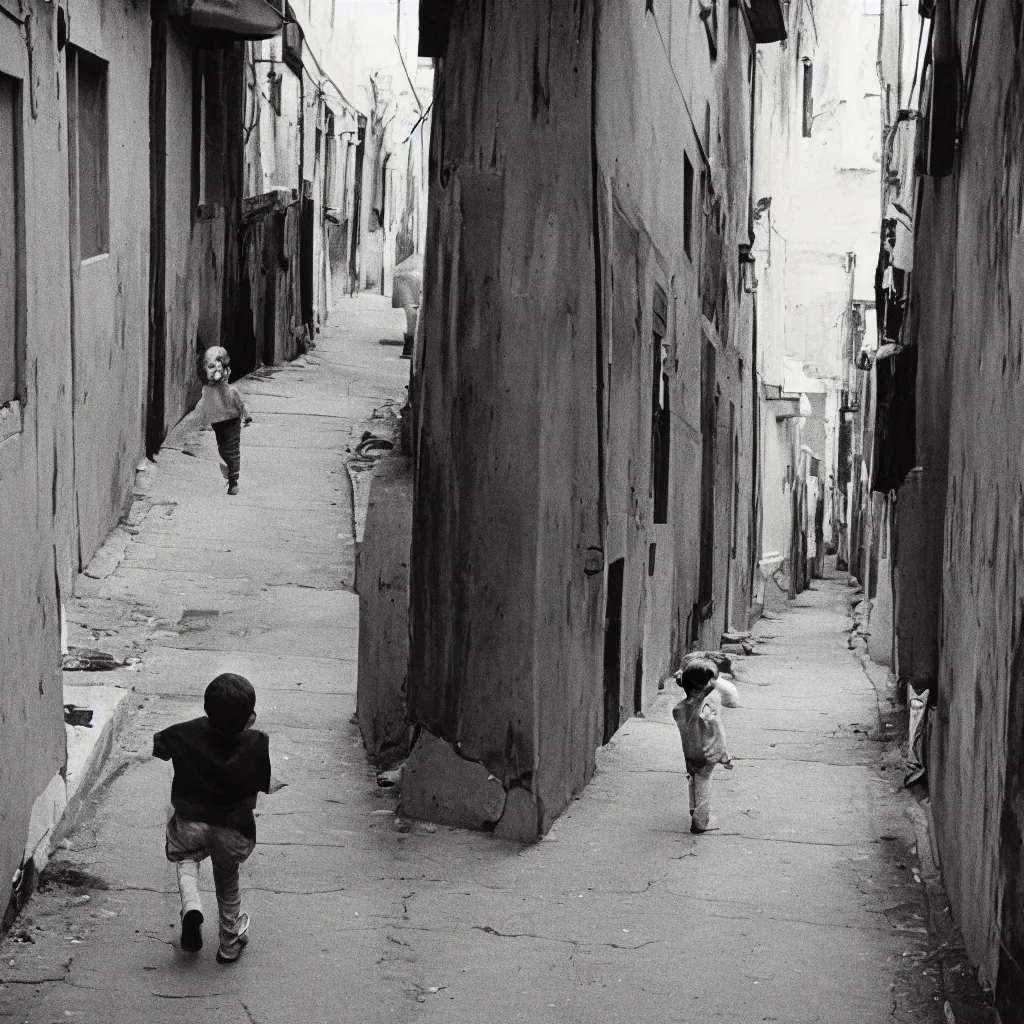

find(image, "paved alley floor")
[1,309,947,1022]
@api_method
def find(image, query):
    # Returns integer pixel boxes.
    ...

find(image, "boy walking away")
[154,673,283,962]
[672,655,739,834]
[177,346,253,495]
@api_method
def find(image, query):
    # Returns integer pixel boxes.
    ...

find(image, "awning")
[743,0,788,44]
[172,0,285,40]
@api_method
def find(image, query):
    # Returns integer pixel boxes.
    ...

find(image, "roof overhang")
[170,0,285,41]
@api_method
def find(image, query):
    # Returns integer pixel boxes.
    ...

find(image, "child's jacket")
[672,683,731,771]
[154,717,271,840]
[188,382,250,428]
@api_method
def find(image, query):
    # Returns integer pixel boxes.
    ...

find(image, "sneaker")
[180,909,203,952]
[227,483,239,496]
[216,913,250,964]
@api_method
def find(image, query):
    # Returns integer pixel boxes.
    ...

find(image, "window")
[683,153,694,259]
[70,48,109,260]
[0,73,21,412]
[802,59,814,138]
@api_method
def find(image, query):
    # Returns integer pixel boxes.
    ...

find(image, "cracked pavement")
[0,297,950,1022]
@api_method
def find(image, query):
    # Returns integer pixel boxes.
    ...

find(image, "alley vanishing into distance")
[7,1,1024,1021]
[0,301,955,1022]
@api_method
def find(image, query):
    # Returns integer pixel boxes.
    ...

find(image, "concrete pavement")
[0,300,962,1022]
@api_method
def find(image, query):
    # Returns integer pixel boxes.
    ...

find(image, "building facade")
[750,0,880,608]
[401,0,787,840]
[875,0,1024,1015]
[2,0,424,927]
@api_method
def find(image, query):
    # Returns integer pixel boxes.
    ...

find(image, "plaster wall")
[356,453,413,767]
[162,27,202,432]
[66,0,151,568]
[904,2,1024,1007]
[597,0,757,659]
[408,2,603,838]
[0,1,77,917]
[752,0,878,584]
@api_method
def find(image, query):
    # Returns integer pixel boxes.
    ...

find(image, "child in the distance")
[153,673,284,962]
[177,346,252,495]
[672,655,739,834]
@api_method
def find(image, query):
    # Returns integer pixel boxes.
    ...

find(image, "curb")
[52,688,134,856]
[906,800,1002,1023]
[55,685,134,850]
[7,685,134,932]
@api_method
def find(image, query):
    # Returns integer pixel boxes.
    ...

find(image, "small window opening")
[802,59,814,137]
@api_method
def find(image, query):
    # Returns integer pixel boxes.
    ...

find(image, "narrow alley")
[0,304,951,1022]
[4,2,1024,1022]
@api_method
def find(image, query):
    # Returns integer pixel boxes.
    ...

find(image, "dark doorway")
[300,194,314,331]
[651,344,671,524]
[695,339,717,641]
[349,115,366,293]
[146,8,168,457]
[651,285,670,524]
[998,625,1024,1023]
[603,558,625,744]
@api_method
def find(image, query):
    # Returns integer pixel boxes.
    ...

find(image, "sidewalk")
[0,311,954,1021]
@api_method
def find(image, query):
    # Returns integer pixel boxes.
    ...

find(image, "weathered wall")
[596,0,757,673]
[162,25,200,432]
[753,0,880,585]
[67,1,151,568]
[356,453,413,767]
[903,0,1024,1007]
[0,0,76,919]
[408,1,603,839]
[761,416,794,561]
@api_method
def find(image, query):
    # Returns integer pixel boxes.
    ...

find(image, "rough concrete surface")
[0,298,972,1023]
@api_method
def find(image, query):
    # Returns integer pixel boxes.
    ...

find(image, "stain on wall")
[903,0,1024,1000]
[406,0,759,838]
[67,2,152,568]
[0,1,77,917]
[409,1,602,838]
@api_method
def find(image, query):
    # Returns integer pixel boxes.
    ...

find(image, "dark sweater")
[153,717,271,841]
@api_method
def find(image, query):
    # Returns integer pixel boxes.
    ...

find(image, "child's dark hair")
[679,656,719,696]
[204,673,256,734]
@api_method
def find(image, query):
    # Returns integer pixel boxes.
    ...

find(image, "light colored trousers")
[687,763,716,832]
[165,813,254,957]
